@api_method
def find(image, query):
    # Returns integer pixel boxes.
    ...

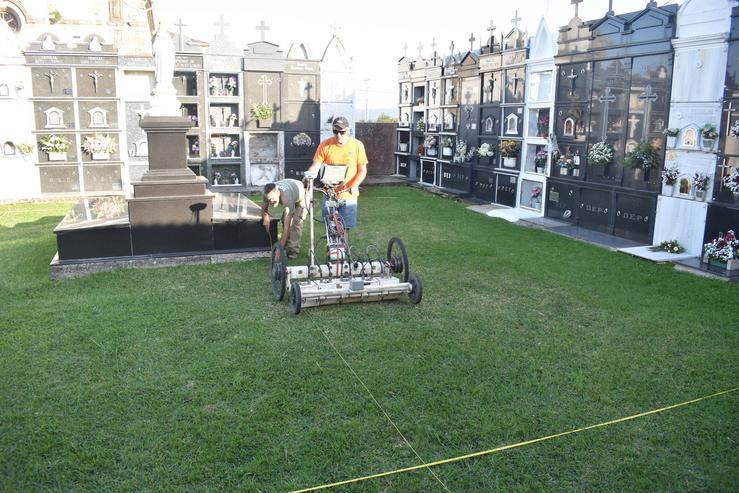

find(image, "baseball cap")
[332,116,349,130]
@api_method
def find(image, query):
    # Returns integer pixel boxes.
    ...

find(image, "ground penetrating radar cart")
[270,165,422,314]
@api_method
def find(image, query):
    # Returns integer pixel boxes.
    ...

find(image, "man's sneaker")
[287,252,298,259]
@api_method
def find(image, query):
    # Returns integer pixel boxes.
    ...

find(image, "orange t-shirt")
[313,137,368,199]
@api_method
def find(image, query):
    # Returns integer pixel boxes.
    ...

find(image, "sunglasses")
[333,129,348,135]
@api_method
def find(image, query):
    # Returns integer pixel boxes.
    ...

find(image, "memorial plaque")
[76,67,116,97]
[281,102,320,130]
[175,55,203,70]
[557,63,590,102]
[39,166,80,193]
[31,67,73,97]
[472,167,495,202]
[83,165,122,192]
[284,73,318,101]
[578,188,612,233]
[421,160,436,185]
[546,181,579,222]
[495,172,517,207]
[504,67,524,104]
[613,193,654,242]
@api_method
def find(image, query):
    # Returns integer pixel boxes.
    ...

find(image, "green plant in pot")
[624,141,658,180]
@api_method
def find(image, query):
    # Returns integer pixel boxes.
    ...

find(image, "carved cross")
[44,70,58,93]
[214,15,230,36]
[607,0,614,15]
[297,77,307,95]
[638,84,658,141]
[567,68,578,96]
[628,114,640,139]
[403,42,408,57]
[88,70,101,94]
[417,41,423,59]
[598,86,616,140]
[511,71,521,94]
[257,74,272,103]
[431,38,437,54]
[487,19,496,35]
[468,32,476,52]
[175,18,187,51]
[256,20,270,41]
[511,10,521,31]
[571,0,583,18]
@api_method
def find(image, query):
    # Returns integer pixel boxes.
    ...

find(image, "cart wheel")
[271,242,287,301]
[408,273,423,304]
[387,237,409,283]
[290,282,302,314]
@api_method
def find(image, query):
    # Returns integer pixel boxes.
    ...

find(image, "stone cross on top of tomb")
[417,41,423,59]
[256,20,270,42]
[511,10,521,32]
[598,86,616,140]
[175,18,187,51]
[571,0,583,19]
[403,42,408,57]
[468,32,475,52]
[607,0,615,16]
[214,15,230,37]
[487,19,496,46]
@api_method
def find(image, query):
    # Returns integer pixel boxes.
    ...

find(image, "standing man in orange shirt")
[306,116,368,242]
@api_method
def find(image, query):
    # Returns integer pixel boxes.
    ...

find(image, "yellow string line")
[318,328,452,492]
[290,387,738,493]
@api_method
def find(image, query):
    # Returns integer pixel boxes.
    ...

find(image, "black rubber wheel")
[290,282,302,314]
[271,242,287,301]
[408,273,422,304]
[387,237,409,283]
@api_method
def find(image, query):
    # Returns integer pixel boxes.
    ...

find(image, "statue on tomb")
[145,0,180,116]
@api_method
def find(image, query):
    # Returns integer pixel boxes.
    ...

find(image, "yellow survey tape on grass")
[291,387,737,493]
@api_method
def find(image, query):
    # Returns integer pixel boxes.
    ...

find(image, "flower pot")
[666,136,677,148]
[701,138,715,151]
[729,259,739,271]
[47,151,66,161]
[694,189,706,201]
[503,157,516,168]
[257,119,270,128]
[663,184,674,196]
[427,148,437,157]
[559,167,568,176]
[92,152,109,160]
[572,168,580,177]
[399,143,408,152]
[634,168,643,181]
[535,166,545,174]
[442,147,453,157]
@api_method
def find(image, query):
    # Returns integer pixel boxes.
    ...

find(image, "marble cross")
[257,74,272,103]
[175,18,187,51]
[468,32,476,52]
[511,71,521,94]
[567,68,578,96]
[511,10,521,31]
[638,84,658,141]
[256,20,270,42]
[571,0,583,18]
[417,41,423,59]
[598,86,616,140]
[628,114,640,139]
[44,69,58,93]
[403,42,408,57]
[88,70,101,94]
[607,0,614,15]
[214,15,230,36]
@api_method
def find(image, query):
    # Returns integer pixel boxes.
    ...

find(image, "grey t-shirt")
[276,179,305,213]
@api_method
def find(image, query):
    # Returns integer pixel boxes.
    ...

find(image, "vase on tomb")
[442,146,453,157]
[257,119,269,129]
[572,167,580,177]
[559,167,568,176]
[694,189,706,201]
[399,143,408,152]
[634,168,643,181]
[503,157,516,168]
[92,152,110,160]
[701,138,715,152]
[47,152,66,161]
[663,184,674,196]
[427,148,437,157]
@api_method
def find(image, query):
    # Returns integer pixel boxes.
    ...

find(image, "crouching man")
[261,178,307,259]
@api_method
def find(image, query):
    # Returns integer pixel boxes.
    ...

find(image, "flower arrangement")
[624,142,658,169]
[250,103,273,120]
[81,134,117,155]
[662,128,679,137]
[700,123,718,140]
[424,135,437,149]
[587,141,614,166]
[213,171,221,185]
[534,149,548,166]
[498,140,520,158]
[731,120,739,139]
[466,146,478,161]
[39,134,70,153]
[661,165,680,185]
[225,76,237,91]
[417,143,425,155]
[452,140,467,163]
[415,117,425,132]
[703,230,738,262]
[537,114,549,136]
[557,152,575,169]
[208,76,217,90]
[478,142,494,157]
[292,132,313,147]
[442,137,454,148]
[693,172,710,191]
[649,240,685,254]
[531,186,542,200]
[230,172,239,184]
[16,143,34,155]
[228,140,239,156]
[722,167,739,193]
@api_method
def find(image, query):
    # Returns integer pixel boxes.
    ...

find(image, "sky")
[159,0,677,111]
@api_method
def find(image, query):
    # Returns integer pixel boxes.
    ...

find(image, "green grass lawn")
[1,187,737,492]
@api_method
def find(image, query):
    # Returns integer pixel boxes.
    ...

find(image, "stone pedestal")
[128,116,215,255]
